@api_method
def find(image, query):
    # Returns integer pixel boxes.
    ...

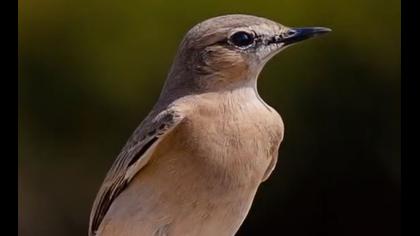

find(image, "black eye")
[229,31,255,47]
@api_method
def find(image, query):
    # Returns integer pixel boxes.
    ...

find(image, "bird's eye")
[229,31,255,47]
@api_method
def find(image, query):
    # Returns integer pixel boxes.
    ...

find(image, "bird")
[89,14,330,236]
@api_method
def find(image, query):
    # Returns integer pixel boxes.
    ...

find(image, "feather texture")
[89,108,184,236]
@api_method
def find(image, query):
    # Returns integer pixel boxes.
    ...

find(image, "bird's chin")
[259,43,288,64]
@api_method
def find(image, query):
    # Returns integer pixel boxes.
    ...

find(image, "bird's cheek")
[202,48,250,80]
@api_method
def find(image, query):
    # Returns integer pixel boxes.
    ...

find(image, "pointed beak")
[280,27,331,45]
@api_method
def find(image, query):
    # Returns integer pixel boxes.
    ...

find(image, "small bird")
[89,14,330,236]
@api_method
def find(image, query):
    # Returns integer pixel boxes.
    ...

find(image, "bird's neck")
[158,67,262,106]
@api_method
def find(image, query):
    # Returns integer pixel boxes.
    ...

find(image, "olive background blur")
[18,1,400,236]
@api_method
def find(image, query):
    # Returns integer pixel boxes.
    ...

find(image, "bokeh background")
[18,0,400,235]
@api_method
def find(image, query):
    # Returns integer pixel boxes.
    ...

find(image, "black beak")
[280,27,331,45]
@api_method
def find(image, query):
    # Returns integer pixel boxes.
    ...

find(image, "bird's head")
[163,14,331,96]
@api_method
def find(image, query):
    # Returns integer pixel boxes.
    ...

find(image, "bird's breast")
[100,92,284,236]
[170,92,284,186]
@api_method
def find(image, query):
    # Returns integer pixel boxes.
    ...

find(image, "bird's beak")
[281,27,331,45]
[261,26,331,62]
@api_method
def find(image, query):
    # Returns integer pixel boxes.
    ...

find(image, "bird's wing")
[88,107,184,236]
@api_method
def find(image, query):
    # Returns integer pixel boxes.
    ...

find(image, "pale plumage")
[89,14,330,236]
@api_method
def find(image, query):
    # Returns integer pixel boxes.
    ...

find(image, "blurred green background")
[18,0,400,235]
